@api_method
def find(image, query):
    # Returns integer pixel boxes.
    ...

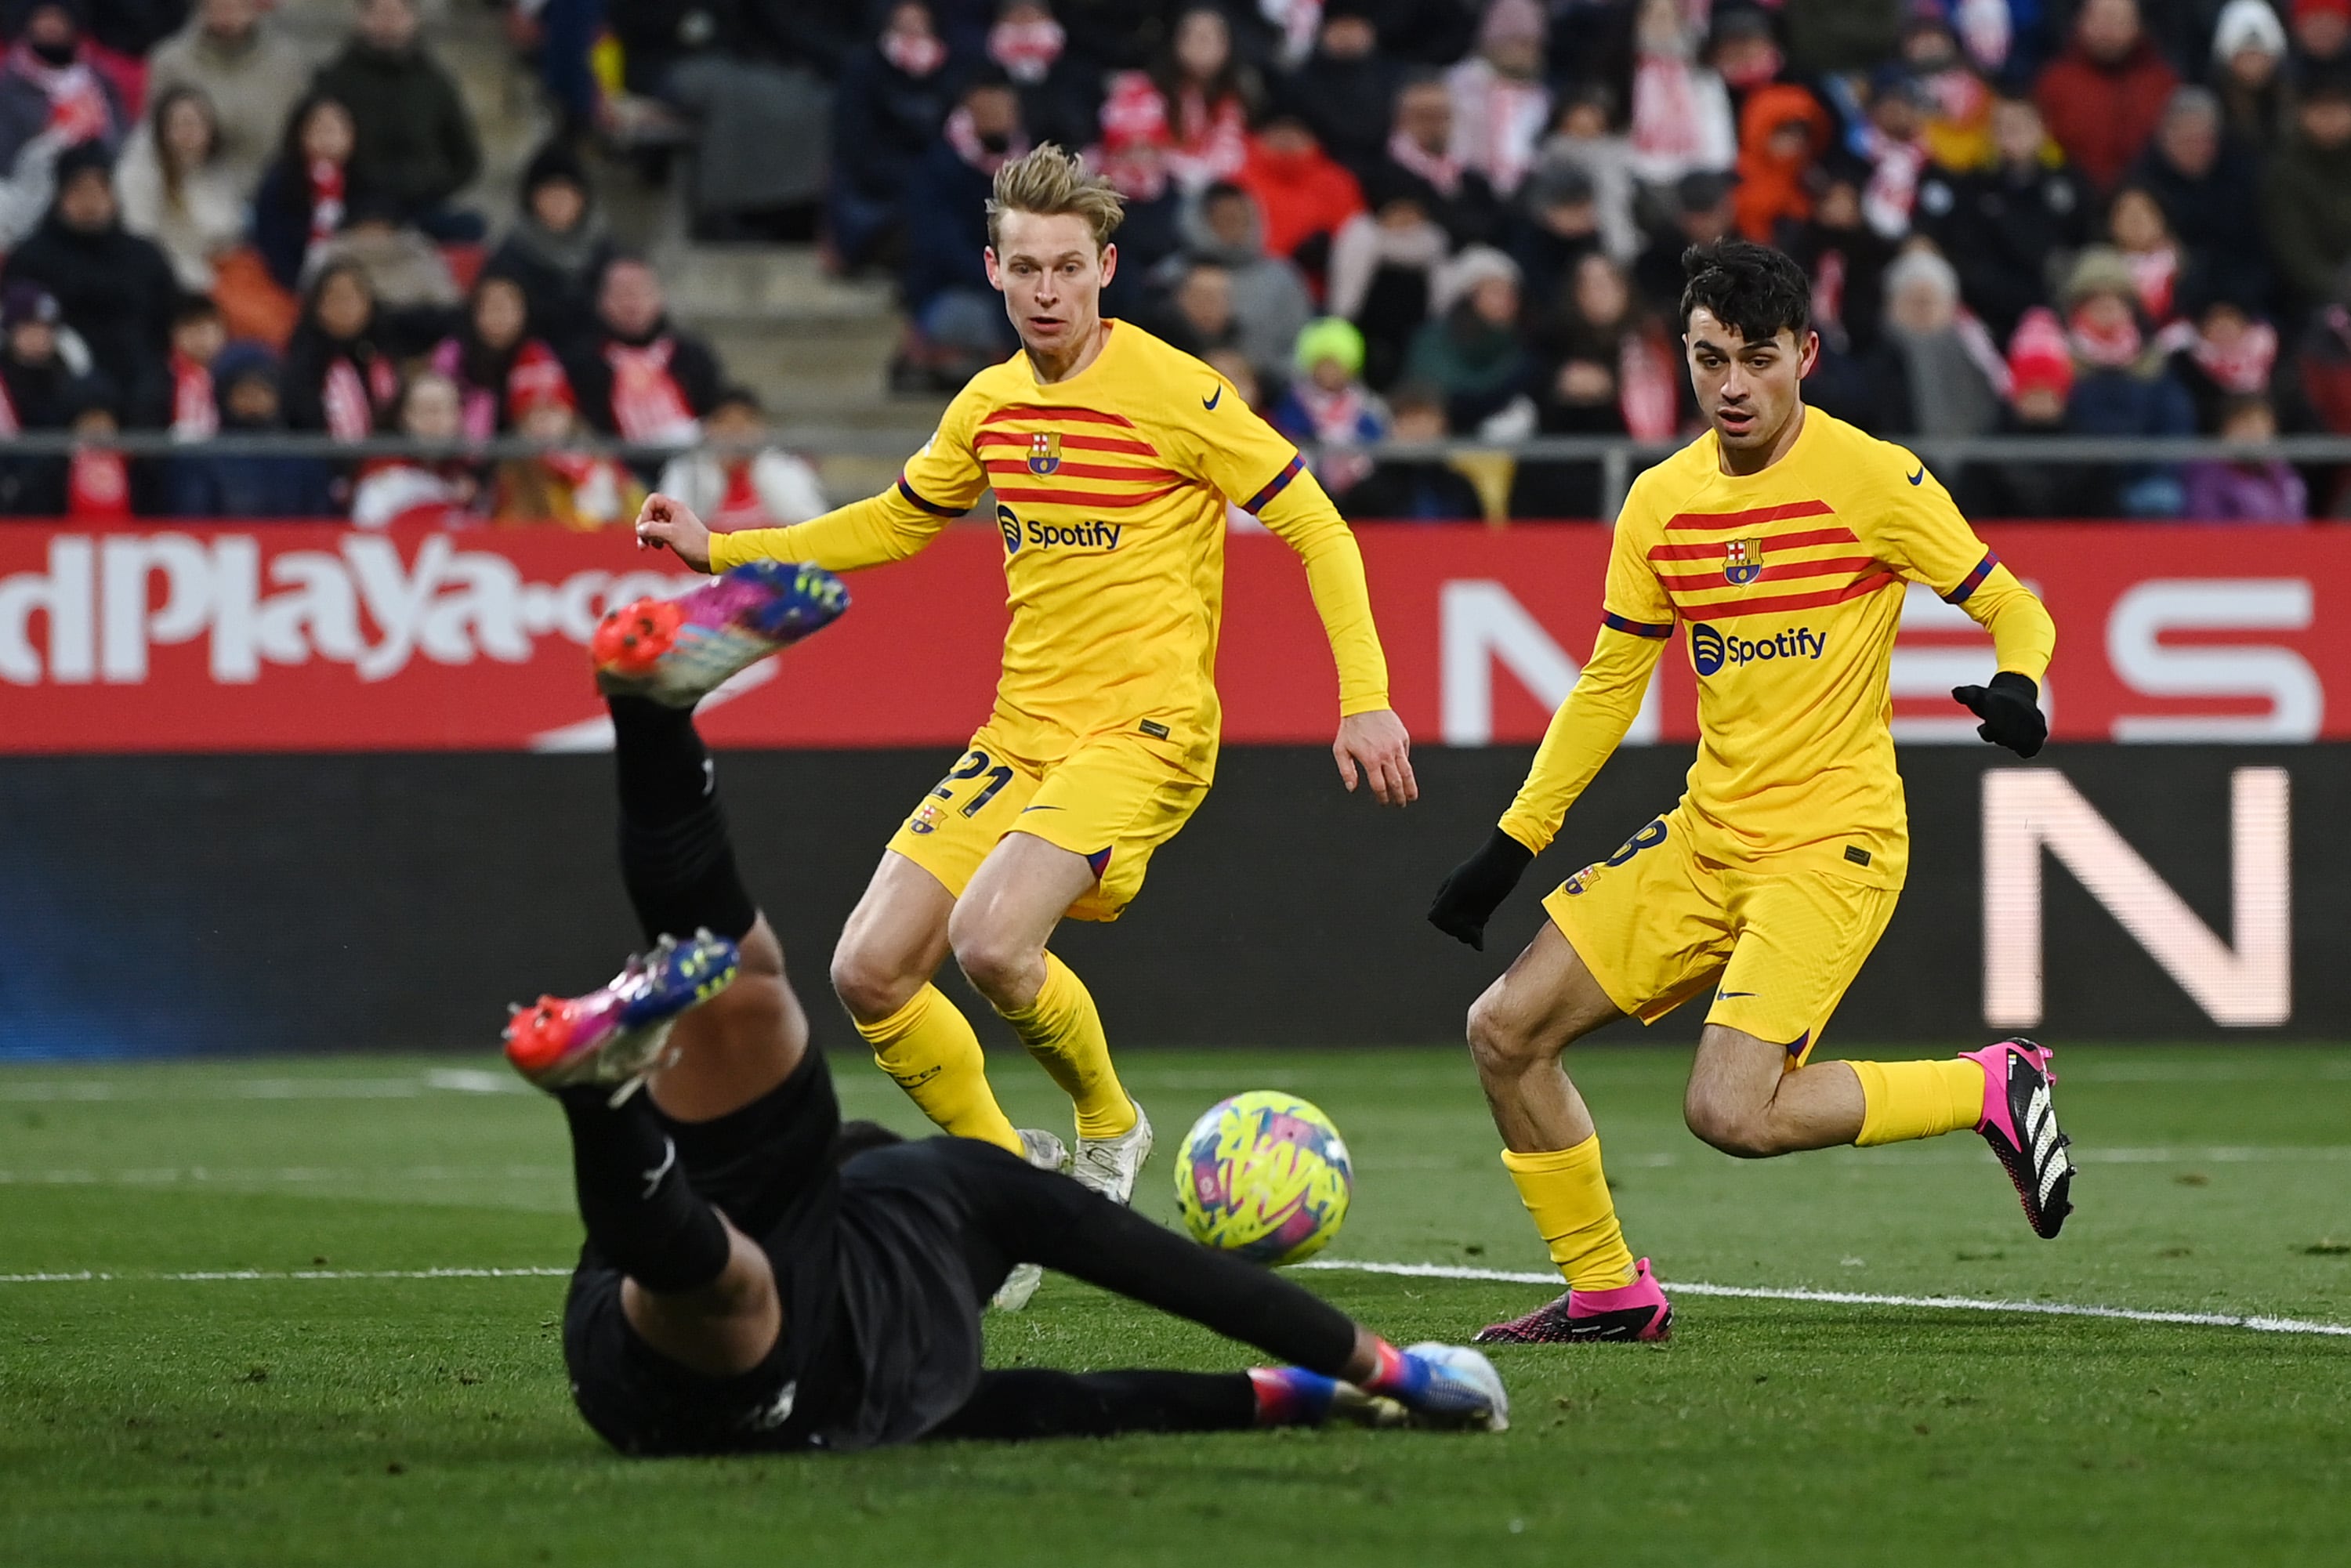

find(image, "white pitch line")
[1296,1260,2351,1338]
[0,1266,574,1284]
[4,1257,2346,1342]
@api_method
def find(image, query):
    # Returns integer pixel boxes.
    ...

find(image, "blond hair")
[986,143,1125,252]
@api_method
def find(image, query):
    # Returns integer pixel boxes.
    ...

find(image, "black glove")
[1952,671,2047,759]
[1428,827,1535,951]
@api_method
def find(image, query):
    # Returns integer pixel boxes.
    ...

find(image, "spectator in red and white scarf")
[654,386,829,533]
[1864,248,2007,439]
[0,2,125,183]
[2106,184,2190,327]
[828,2,959,272]
[1622,0,1736,192]
[1271,317,1386,494]
[1096,5,1258,197]
[168,295,226,441]
[1857,67,1930,241]
[351,369,476,529]
[282,258,400,440]
[1512,251,1680,518]
[253,94,368,292]
[1444,0,1549,199]
[1369,73,1502,248]
[431,271,568,441]
[2168,296,2282,429]
[987,0,1099,152]
[564,255,723,458]
[903,70,1030,353]
[165,340,335,520]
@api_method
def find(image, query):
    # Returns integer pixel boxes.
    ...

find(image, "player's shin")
[608,696,757,943]
[1849,1057,1987,1146]
[997,952,1138,1140]
[1502,1134,1638,1291]
[857,984,1024,1153]
[556,1086,730,1294]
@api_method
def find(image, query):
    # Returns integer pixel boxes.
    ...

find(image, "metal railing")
[3,429,2346,522]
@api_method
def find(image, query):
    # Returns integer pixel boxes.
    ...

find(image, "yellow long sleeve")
[1496,628,1666,854]
[1255,467,1391,716]
[1960,563,2056,686]
[706,488,950,574]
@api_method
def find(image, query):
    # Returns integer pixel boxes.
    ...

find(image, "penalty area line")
[1295,1259,2351,1339]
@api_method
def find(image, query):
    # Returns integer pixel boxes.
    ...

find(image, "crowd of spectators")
[0,0,827,527]
[779,0,2351,521]
[8,0,2351,524]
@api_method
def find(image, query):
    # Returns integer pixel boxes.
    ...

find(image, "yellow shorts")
[886,722,1208,922]
[1541,807,1899,1067]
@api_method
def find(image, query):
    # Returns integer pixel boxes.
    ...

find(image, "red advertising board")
[0,522,2342,752]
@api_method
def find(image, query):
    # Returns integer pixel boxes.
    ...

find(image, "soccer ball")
[1173,1091,1353,1265]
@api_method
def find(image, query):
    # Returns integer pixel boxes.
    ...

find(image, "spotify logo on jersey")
[1692,624,1726,675]
[1690,623,1828,676]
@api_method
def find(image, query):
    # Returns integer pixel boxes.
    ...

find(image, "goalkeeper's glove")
[1427,827,1535,951]
[1951,671,2047,758]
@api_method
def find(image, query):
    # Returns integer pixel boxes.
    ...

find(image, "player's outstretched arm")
[1427,626,1665,949]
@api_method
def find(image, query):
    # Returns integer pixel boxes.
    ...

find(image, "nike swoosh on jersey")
[1020,804,1065,813]
[1906,467,1925,485]
[1202,385,1221,410]
[1715,990,1757,1000]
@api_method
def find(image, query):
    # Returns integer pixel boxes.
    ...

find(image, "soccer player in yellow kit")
[633,145,1414,1307]
[1425,241,2078,1344]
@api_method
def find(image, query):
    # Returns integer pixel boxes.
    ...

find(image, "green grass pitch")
[5,1042,2351,1566]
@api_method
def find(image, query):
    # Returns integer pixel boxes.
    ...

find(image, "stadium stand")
[0,0,2345,522]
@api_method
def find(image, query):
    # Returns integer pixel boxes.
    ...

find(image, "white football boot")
[1072,1103,1154,1206]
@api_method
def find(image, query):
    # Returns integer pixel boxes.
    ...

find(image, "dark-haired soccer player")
[516,565,1504,1453]
[1426,241,2075,1345]
[633,144,1412,1310]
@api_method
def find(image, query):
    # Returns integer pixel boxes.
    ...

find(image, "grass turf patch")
[4,1044,2350,1566]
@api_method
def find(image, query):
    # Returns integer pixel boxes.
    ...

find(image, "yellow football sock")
[1851,1057,1987,1146]
[856,983,1023,1153]
[997,952,1137,1140]
[1502,1135,1637,1292]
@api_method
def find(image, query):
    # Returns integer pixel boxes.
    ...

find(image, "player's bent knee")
[945,916,1037,1007]
[1465,986,1550,1078]
[830,941,922,1023]
[1683,1095,1778,1159]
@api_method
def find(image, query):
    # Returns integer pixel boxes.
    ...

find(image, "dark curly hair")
[1679,240,1812,346]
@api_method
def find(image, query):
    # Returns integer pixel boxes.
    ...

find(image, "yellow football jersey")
[1499,407,2056,884]
[708,321,1389,778]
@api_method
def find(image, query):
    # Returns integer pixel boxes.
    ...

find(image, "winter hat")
[2295,0,2351,24]
[2,280,59,330]
[521,141,591,204]
[211,341,281,393]
[2213,0,2289,60]
[2062,244,2139,306]
[506,342,576,420]
[2006,307,2074,400]
[1433,244,1522,315]
[1292,316,1366,377]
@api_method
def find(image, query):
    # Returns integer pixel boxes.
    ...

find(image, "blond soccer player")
[632,145,1413,1306]
[1425,241,2077,1344]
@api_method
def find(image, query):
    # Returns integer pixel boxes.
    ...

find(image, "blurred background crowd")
[2,0,2348,525]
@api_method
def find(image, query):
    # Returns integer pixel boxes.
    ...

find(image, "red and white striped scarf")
[307,158,346,257]
[880,27,947,79]
[8,43,109,141]
[2191,319,2280,393]
[987,16,1065,84]
[1386,127,1463,197]
[712,461,770,530]
[171,350,216,440]
[604,338,697,444]
[2124,246,2179,324]
[1630,55,1706,164]
[321,353,397,440]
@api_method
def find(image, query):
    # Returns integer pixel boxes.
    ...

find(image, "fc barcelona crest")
[1027,431,1062,475]
[1723,537,1764,586]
